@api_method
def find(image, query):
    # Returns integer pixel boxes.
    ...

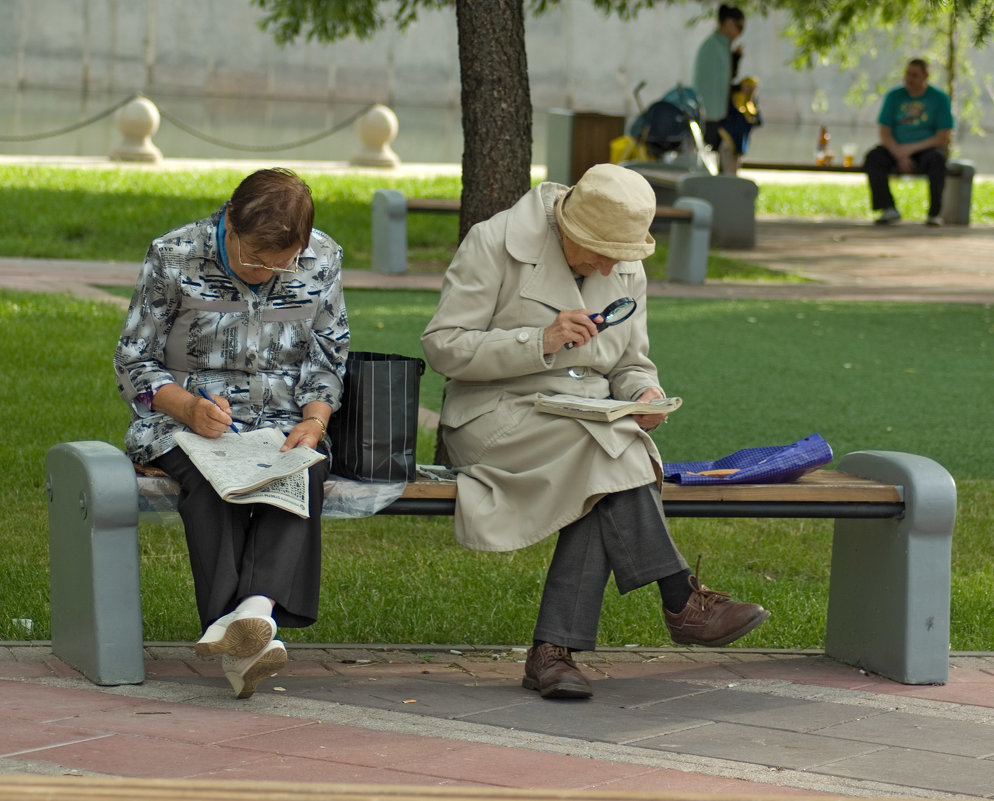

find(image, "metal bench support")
[370,188,409,275]
[46,441,145,685]
[826,450,955,684]
[941,158,975,226]
[666,197,712,284]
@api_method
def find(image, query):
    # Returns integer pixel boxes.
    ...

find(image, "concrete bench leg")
[826,450,955,684]
[45,441,144,685]
[666,197,712,284]
[371,188,408,274]
[677,173,758,249]
[941,158,974,226]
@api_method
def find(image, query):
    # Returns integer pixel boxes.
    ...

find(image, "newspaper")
[173,428,325,518]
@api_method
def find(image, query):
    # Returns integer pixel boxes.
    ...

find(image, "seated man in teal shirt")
[865,58,954,226]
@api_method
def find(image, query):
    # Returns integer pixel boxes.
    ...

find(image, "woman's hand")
[631,387,668,431]
[282,418,326,451]
[189,392,235,438]
[281,402,332,451]
[543,309,600,354]
[152,384,233,438]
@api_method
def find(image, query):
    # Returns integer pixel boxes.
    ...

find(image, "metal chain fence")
[0,93,375,152]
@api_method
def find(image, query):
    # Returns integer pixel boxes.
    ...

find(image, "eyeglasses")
[234,232,301,274]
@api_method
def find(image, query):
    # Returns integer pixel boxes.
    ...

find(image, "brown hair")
[227,168,314,250]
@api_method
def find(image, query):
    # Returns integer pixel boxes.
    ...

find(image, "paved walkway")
[4,217,994,305]
[3,644,994,799]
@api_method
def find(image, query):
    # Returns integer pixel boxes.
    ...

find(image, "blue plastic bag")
[662,433,833,485]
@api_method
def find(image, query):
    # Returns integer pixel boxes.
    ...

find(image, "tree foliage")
[753,0,994,132]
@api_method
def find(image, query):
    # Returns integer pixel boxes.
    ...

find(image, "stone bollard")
[110,96,163,163]
[351,104,401,168]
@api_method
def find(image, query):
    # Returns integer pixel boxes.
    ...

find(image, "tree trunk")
[946,5,957,110]
[455,0,532,242]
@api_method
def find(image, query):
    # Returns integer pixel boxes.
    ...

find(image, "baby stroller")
[629,82,703,157]
[612,82,717,175]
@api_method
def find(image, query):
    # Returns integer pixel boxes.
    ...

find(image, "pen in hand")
[197,387,239,435]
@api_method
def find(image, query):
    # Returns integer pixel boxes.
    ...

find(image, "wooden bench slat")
[398,470,900,504]
[403,197,692,221]
[406,197,461,213]
[741,160,863,173]
[741,159,968,177]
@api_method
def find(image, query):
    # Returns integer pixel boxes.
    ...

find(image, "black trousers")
[865,145,946,217]
[533,483,689,651]
[153,446,330,632]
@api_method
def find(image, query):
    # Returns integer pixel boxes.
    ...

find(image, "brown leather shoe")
[522,643,592,698]
[664,575,770,647]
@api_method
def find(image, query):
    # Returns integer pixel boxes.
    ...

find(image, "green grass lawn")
[2,288,991,651]
[0,165,797,283]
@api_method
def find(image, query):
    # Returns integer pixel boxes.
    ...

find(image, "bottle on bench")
[815,126,831,166]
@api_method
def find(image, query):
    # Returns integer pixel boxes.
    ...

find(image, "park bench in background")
[370,189,713,284]
[740,157,975,225]
[46,442,955,688]
[622,164,758,250]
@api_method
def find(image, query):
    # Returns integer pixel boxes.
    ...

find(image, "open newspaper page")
[534,394,682,422]
[173,429,325,518]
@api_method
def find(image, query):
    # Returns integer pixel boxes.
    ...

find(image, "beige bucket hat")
[554,163,656,261]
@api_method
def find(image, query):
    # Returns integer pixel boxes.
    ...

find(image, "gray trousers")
[153,446,330,632]
[533,483,689,651]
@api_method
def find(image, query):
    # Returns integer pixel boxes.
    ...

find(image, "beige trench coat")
[421,183,665,552]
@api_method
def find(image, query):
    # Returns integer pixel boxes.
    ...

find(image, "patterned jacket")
[115,205,349,464]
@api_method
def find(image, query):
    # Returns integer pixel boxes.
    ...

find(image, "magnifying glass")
[564,296,638,349]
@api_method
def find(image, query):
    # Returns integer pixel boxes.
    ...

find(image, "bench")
[622,163,758,249]
[740,157,976,225]
[370,189,713,284]
[46,441,955,688]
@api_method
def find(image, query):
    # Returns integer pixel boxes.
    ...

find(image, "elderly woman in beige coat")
[422,164,768,699]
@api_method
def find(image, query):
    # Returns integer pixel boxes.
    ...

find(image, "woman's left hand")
[281,419,326,451]
[631,387,668,431]
[281,402,331,451]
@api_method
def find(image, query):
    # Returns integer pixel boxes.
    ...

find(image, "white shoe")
[926,215,944,227]
[195,612,276,658]
[875,207,901,225]
[222,640,287,699]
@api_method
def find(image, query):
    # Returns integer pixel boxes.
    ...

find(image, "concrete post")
[826,450,955,684]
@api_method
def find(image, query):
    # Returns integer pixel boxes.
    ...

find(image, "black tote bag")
[328,351,425,482]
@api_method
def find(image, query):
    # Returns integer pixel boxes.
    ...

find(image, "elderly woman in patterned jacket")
[115,168,349,699]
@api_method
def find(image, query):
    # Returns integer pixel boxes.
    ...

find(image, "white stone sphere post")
[351,104,401,167]
[110,96,163,163]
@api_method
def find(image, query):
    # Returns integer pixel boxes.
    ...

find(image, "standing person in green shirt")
[865,58,955,226]
[692,4,745,168]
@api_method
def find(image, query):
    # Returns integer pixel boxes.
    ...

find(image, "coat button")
[516,331,530,343]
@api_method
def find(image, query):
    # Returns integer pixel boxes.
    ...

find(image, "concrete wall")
[3,0,992,128]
